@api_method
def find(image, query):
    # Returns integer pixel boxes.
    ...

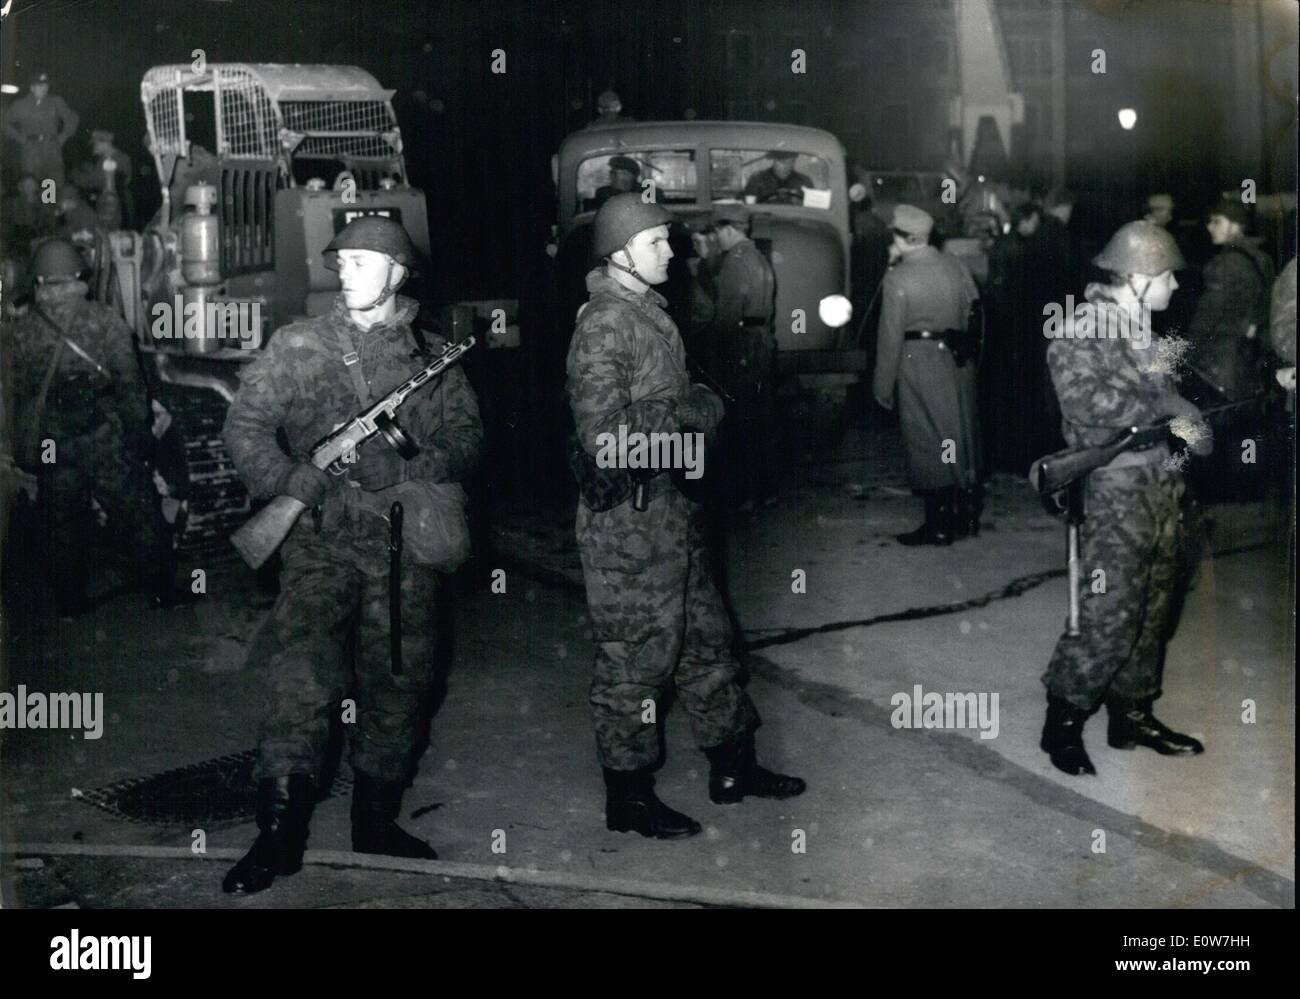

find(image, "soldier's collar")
[331,293,419,333]
[586,267,668,310]
[35,279,90,305]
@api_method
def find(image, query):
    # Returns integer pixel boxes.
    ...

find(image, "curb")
[3,842,862,909]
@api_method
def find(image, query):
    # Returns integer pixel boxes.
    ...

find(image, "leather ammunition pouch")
[567,431,662,511]
[350,478,470,572]
[569,431,631,511]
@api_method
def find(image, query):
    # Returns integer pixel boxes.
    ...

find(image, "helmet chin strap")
[349,259,403,313]
[1125,274,1155,306]
[606,242,651,288]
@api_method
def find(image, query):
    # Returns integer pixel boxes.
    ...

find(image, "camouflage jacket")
[566,267,689,457]
[222,295,482,500]
[1188,239,1274,344]
[6,279,147,440]
[1047,283,1176,450]
[714,237,776,328]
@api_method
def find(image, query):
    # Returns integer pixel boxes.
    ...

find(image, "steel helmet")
[1093,220,1185,276]
[323,215,418,272]
[591,193,672,258]
[32,239,86,282]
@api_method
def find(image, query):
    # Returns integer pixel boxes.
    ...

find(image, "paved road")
[2,425,1292,908]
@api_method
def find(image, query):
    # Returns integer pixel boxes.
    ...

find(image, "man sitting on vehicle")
[592,156,641,209]
[743,151,812,204]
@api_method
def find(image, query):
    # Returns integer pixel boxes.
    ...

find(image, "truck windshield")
[576,150,698,213]
[710,149,831,208]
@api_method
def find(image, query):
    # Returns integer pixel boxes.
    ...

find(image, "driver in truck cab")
[742,150,813,203]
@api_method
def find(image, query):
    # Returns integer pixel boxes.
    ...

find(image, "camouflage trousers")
[257,511,441,783]
[576,486,758,770]
[37,422,165,602]
[1043,462,1184,711]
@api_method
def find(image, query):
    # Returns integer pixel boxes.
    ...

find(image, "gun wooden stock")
[1032,398,1257,497]
[230,494,308,570]
[1034,440,1131,496]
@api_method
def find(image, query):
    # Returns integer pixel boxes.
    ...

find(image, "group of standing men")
[216,206,805,897]
[3,72,137,256]
[866,201,1225,778]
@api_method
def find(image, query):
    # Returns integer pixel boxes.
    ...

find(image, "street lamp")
[1117,108,1138,131]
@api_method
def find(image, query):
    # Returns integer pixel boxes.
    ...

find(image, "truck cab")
[554,121,860,431]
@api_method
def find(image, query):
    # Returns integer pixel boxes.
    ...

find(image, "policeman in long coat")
[221,217,482,893]
[1040,221,1209,776]
[567,193,804,840]
[712,203,778,508]
[872,205,982,544]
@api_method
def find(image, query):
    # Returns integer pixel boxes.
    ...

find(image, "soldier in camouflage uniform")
[712,203,779,509]
[6,238,173,617]
[1041,221,1210,776]
[221,217,482,894]
[568,193,804,840]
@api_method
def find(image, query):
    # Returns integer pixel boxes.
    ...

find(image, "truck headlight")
[819,294,852,328]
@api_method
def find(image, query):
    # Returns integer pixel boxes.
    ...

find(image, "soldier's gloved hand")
[351,445,404,492]
[1170,416,1214,457]
[677,384,725,435]
[275,462,332,507]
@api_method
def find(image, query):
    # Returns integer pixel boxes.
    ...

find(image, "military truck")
[552,121,860,441]
[103,63,515,558]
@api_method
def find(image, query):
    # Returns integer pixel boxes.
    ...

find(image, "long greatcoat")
[873,245,982,490]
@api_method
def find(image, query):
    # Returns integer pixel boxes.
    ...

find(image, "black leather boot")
[1040,695,1096,776]
[954,486,982,539]
[703,732,807,804]
[146,535,201,610]
[149,561,200,609]
[351,771,438,859]
[222,774,313,895]
[896,491,954,547]
[1107,697,1205,755]
[603,767,701,839]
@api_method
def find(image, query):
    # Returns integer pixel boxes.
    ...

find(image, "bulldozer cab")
[140,63,429,326]
[143,62,409,201]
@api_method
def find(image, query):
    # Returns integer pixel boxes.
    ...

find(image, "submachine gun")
[230,337,476,569]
